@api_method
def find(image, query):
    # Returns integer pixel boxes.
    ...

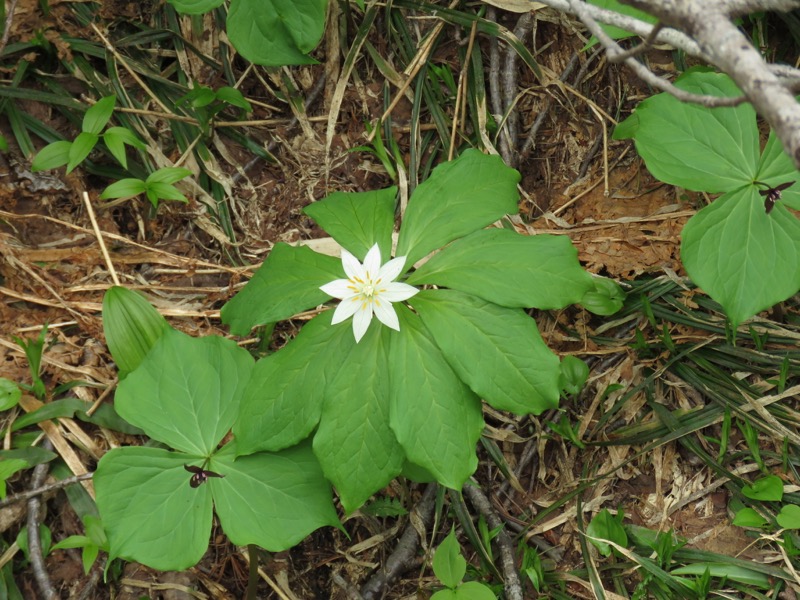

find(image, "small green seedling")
[176,82,252,134]
[0,378,21,411]
[99,166,193,209]
[14,325,49,400]
[431,528,496,600]
[586,508,627,557]
[559,355,589,396]
[31,96,146,173]
[51,515,109,574]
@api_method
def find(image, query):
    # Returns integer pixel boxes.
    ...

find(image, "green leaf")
[313,323,404,512]
[99,178,147,200]
[0,134,8,152]
[389,305,483,489]
[586,0,657,42]
[0,447,56,466]
[114,329,254,455]
[210,441,339,550]
[146,182,188,203]
[431,590,458,600]
[221,243,344,335]
[624,70,758,192]
[227,0,327,66]
[215,86,252,110]
[146,167,193,185]
[31,140,71,172]
[0,378,21,410]
[166,0,224,14]
[235,312,354,455]
[407,229,593,309]
[102,286,171,377]
[103,127,145,169]
[303,187,397,261]
[0,459,28,498]
[732,507,767,528]
[741,474,784,501]
[433,528,466,588]
[51,535,91,551]
[777,504,800,529]
[397,150,520,267]
[670,563,770,589]
[409,290,561,415]
[94,447,213,570]
[586,508,627,556]
[83,96,116,135]
[67,132,99,173]
[453,581,497,600]
[681,186,800,327]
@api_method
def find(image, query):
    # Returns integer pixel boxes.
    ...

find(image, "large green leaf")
[681,186,800,327]
[227,0,327,66]
[167,0,224,14]
[210,442,339,550]
[755,130,800,211]
[409,290,560,414]
[407,229,593,309]
[94,447,212,571]
[389,305,483,490]
[396,149,520,267]
[432,528,466,588]
[235,311,354,455]
[114,329,254,455]
[586,0,657,41]
[313,323,404,512]
[616,70,757,192]
[221,243,344,335]
[303,187,397,261]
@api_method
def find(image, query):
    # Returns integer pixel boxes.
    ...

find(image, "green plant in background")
[98,166,193,209]
[31,96,145,173]
[50,515,108,575]
[13,325,49,400]
[615,68,800,328]
[166,0,328,66]
[93,327,340,570]
[431,528,496,600]
[221,149,623,512]
[176,83,252,135]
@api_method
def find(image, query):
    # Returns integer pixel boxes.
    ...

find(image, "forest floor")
[0,1,798,598]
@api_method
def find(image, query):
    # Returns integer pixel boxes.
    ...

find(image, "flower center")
[361,283,376,298]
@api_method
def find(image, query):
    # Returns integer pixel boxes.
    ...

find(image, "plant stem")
[245,544,259,600]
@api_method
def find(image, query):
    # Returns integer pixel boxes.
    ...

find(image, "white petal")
[341,248,364,281]
[352,303,373,342]
[373,299,400,331]
[362,244,382,280]
[320,279,356,299]
[331,296,362,324]
[379,281,419,303]
[377,256,407,283]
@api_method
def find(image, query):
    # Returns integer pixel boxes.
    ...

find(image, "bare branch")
[617,0,800,169]
[568,0,747,107]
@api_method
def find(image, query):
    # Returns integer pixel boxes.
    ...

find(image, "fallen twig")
[463,483,525,600]
[360,483,438,600]
[27,441,59,600]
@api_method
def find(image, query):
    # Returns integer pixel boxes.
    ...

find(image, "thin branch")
[27,442,59,600]
[0,0,19,55]
[360,483,438,600]
[463,484,525,600]
[568,0,748,108]
[608,22,664,62]
[0,473,94,509]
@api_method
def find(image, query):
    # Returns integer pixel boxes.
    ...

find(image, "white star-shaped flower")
[320,244,419,343]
